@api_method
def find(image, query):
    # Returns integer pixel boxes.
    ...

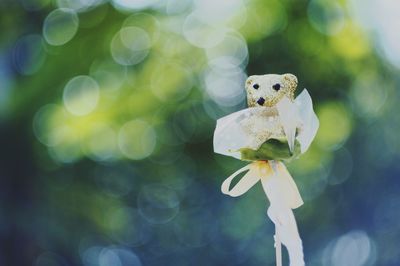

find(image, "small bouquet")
[213,74,319,266]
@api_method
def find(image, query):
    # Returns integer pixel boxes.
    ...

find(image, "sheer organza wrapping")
[214,89,319,159]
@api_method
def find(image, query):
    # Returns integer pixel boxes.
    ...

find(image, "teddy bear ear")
[245,76,257,92]
[245,76,254,86]
[283,73,298,86]
[281,73,298,100]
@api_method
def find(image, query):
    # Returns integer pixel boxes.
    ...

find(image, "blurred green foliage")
[1,0,400,265]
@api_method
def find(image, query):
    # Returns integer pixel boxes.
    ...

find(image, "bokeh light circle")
[172,108,199,143]
[43,8,79,46]
[63,75,100,116]
[239,0,287,41]
[192,0,247,28]
[204,67,247,107]
[348,0,400,68]
[98,247,142,266]
[81,246,103,266]
[33,104,68,147]
[202,98,246,121]
[0,55,13,115]
[118,120,156,160]
[315,102,353,150]
[350,74,388,118]
[120,27,151,51]
[85,123,119,161]
[110,27,151,66]
[322,231,376,266]
[13,34,46,75]
[138,184,180,224]
[48,140,81,164]
[166,0,192,15]
[308,0,345,36]
[183,12,227,48]
[150,61,193,102]
[112,0,159,11]
[90,60,127,93]
[108,207,151,246]
[206,31,248,71]
[123,13,160,45]
[56,0,101,12]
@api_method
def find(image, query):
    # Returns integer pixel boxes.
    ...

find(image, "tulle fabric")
[213,89,319,159]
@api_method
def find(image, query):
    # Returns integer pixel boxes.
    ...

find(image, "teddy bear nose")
[257,97,265,106]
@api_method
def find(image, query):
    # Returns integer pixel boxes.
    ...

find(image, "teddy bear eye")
[272,83,281,91]
[253,84,259,89]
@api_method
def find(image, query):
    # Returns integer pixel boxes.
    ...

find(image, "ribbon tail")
[261,161,305,266]
[221,163,260,197]
[220,161,305,265]
[275,162,304,209]
[268,205,305,266]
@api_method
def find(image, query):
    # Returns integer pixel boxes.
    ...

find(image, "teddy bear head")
[245,73,298,107]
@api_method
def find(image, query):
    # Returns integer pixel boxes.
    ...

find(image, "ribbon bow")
[221,160,305,266]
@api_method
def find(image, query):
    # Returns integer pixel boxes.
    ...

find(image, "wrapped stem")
[221,161,304,266]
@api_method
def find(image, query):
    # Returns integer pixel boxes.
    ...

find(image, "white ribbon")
[221,160,305,266]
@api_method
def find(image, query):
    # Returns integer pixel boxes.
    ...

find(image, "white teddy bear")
[243,73,300,152]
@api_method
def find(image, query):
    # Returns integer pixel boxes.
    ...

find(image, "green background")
[0,0,399,265]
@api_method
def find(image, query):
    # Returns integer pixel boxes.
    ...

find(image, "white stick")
[275,226,282,266]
